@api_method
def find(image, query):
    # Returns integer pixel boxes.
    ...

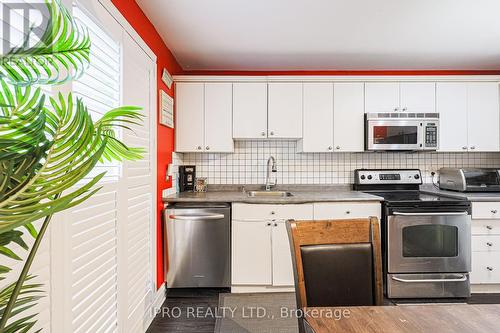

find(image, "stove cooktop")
[367,190,467,203]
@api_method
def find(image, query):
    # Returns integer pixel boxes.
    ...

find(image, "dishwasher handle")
[168,214,225,221]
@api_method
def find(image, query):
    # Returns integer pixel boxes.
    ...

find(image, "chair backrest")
[286,217,383,309]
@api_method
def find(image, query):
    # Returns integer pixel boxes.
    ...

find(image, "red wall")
[111,0,182,288]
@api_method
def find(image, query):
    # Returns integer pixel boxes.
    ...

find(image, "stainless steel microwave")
[365,113,439,151]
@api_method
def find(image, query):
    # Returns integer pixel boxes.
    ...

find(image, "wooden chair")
[286,217,383,311]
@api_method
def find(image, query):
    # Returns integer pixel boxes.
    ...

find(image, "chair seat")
[300,243,374,306]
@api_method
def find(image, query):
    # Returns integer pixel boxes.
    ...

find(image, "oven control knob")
[360,175,366,180]
[367,175,372,180]
[414,174,420,179]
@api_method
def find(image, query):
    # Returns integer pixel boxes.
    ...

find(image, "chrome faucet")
[265,156,277,191]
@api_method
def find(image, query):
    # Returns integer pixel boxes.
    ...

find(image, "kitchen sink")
[246,191,293,198]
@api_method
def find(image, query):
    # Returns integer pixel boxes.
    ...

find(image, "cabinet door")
[400,82,436,113]
[268,83,303,138]
[232,221,272,285]
[272,222,294,286]
[467,82,500,152]
[365,82,400,113]
[233,82,268,139]
[436,83,468,152]
[301,83,334,152]
[204,83,234,152]
[333,83,365,152]
[175,83,204,152]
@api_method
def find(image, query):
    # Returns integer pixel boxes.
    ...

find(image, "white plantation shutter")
[119,32,155,333]
[73,4,121,182]
[1,1,157,332]
[69,188,119,332]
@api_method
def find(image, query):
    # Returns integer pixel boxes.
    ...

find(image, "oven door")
[387,211,471,273]
[367,120,422,150]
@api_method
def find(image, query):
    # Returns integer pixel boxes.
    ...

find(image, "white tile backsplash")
[176,141,500,185]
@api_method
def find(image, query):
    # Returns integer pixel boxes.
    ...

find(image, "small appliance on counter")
[179,165,195,192]
[438,168,500,192]
[354,169,472,299]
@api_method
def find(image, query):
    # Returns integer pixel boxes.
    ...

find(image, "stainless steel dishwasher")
[165,203,230,288]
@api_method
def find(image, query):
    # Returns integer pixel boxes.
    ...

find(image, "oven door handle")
[392,211,469,216]
[391,275,468,283]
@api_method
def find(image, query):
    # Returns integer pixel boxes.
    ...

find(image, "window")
[73,4,121,181]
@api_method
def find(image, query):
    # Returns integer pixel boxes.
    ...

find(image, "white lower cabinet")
[232,220,272,285]
[272,222,295,286]
[231,201,382,293]
[471,202,500,286]
[231,203,313,292]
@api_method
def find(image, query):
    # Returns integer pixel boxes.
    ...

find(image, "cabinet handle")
[491,209,498,214]
[487,266,494,271]
[328,146,333,151]
[487,242,493,247]
[486,225,493,230]
[346,210,351,215]
[462,146,467,150]
[402,107,407,111]
[394,107,399,112]
[270,131,274,136]
[261,132,266,136]
[266,222,271,226]
[470,146,476,150]
[336,146,341,150]
[274,222,278,227]
[206,146,210,150]
[197,146,202,150]
[270,211,275,215]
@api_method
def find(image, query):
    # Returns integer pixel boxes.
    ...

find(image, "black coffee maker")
[179,166,196,192]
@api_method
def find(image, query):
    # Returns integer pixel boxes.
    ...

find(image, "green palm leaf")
[0,93,144,234]
[0,276,44,333]
[0,0,91,86]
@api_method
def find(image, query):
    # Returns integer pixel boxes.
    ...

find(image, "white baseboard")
[231,285,295,293]
[144,283,166,331]
[471,284,500,293]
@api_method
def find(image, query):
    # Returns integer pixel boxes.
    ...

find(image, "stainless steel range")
[353,169,472,299]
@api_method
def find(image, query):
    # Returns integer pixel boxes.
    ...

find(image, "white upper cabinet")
[400,82,436,113]
[268,83,303,138]
[334,82,365,152]
[437,83,468,152]
[467,82,500,152]
[233,82,268,139]
[175,82,204,152]
[175,82,234,152]
[365,82,400,113]
[437,82,499,152]
[204,83,234,152]
[365,82,436,113]
[300,83,334,152]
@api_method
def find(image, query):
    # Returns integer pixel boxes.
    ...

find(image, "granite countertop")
[163,185,383,204]
[421,184,500,202]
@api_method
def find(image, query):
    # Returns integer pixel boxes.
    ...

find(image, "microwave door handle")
[392,211,469,216]
[391,275,468,283]
[168,214,225,221]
